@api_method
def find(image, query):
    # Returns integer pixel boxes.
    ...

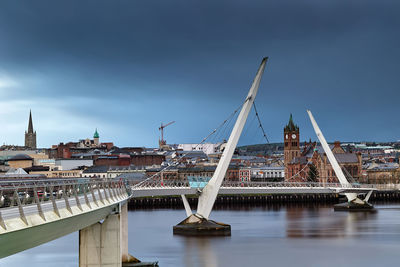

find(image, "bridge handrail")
[130,179,398,191]
[0,178,105,189]
[0,178,130,210]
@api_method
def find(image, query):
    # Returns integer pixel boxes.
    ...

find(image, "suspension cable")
[285,150,316,182]
[133,100,246,188]
[253,101,270,144]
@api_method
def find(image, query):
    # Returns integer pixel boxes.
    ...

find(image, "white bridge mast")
[196,57,268,219]
[306,110,361,203]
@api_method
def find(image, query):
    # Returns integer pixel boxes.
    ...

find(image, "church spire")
[28,109,34,133]
[284,113,299,132]
[25,109,37,149]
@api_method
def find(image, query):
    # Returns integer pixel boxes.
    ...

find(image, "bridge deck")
[0,180,129,259]
[130,181,394,198]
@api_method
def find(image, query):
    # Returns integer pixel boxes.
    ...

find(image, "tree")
[307,163,319,183]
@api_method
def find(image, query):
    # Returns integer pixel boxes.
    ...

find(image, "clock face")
[292,134,297,139]
[285,134,288,139]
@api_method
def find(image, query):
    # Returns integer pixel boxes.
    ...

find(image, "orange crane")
[159,121,175,148]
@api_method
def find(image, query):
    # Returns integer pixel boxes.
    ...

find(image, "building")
[29,169,83,178]
[177,165,240,181]
[177,143,223,155]
[239,168,251,182]
[233,155,267,167]
[82,165,109,178]
[77,129,101,148]
[94,155,131,166]
[131,153,166,166]
[54,159,93,170]
[7,154,34,169]
[362,162,400,184]
[283,114,300,176]
[0,168,46,179]
[171,150,207,164]
[284,114,362,183]
[107,165,146,179]
[24,110,37,149]
[48,129,114,159]
[82,165,146,179]
[252,166,285,181]
[239,166,285,182]
[145,165,240,181]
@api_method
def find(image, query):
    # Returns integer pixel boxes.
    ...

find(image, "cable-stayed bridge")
[0,176,398,265]
[0,58,397,265]
[130,179,391,198]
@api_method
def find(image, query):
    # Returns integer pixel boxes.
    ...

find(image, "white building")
[55,159,93,170]
[252,166,285,180]
[177,143,222,155]
[239,166,285,182]
[82,165,145,179]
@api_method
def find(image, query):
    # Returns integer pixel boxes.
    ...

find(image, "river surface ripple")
[3,202,400,267]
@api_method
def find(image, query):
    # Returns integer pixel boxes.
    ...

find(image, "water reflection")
[212,202,382,239]
[182,237,220,267]
[285,204,378,238]
[5,202,400,267]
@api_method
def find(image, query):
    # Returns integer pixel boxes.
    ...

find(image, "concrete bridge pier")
[79,202,136,267]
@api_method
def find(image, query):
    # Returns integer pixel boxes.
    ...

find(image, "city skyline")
[2,109,398,149]
[1,0,400,147]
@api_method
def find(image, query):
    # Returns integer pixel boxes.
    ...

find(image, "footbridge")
[0,178,135,266]
[131,179,395,198]
[1,177,398,264]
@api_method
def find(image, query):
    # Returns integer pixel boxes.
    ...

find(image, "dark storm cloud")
[0,0,400,146]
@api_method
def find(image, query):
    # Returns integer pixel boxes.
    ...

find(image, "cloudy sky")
[0,0,399,148]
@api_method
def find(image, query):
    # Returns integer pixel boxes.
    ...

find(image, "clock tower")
[284,114,300,171]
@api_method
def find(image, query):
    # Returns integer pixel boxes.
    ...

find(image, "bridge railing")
[0,178,129,209]
[131,179,399,190]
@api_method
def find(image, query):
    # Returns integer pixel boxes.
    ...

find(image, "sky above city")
[0,0,399,148]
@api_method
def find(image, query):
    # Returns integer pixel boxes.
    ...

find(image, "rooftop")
[8,154,33,161]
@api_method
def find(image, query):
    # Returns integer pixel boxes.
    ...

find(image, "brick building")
[130,154,165,166]
[94,155,131,166]
[284,114,300,176]
[284,114,362,183]
[48,129,114,159]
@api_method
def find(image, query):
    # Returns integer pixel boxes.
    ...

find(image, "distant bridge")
[131,180,397,198]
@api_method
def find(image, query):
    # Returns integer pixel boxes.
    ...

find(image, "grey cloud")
[0,0,400,146]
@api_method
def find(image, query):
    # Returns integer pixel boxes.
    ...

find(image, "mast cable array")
[133,101,247,188]
[253,101,270,144]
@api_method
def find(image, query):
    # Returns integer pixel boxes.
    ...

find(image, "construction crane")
[159,121,175,148]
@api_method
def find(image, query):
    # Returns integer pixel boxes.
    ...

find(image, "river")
[2,202,400,267]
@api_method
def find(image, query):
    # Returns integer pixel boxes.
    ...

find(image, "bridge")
[0,176,398,264]
[130,179,395,198]
[0,178,134,266]
[1,58,397,264]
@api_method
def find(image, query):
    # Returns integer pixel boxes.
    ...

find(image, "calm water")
[3,203,400,267]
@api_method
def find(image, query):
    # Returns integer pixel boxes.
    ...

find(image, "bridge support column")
[79,203,137,267]
[120,202,131,263]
